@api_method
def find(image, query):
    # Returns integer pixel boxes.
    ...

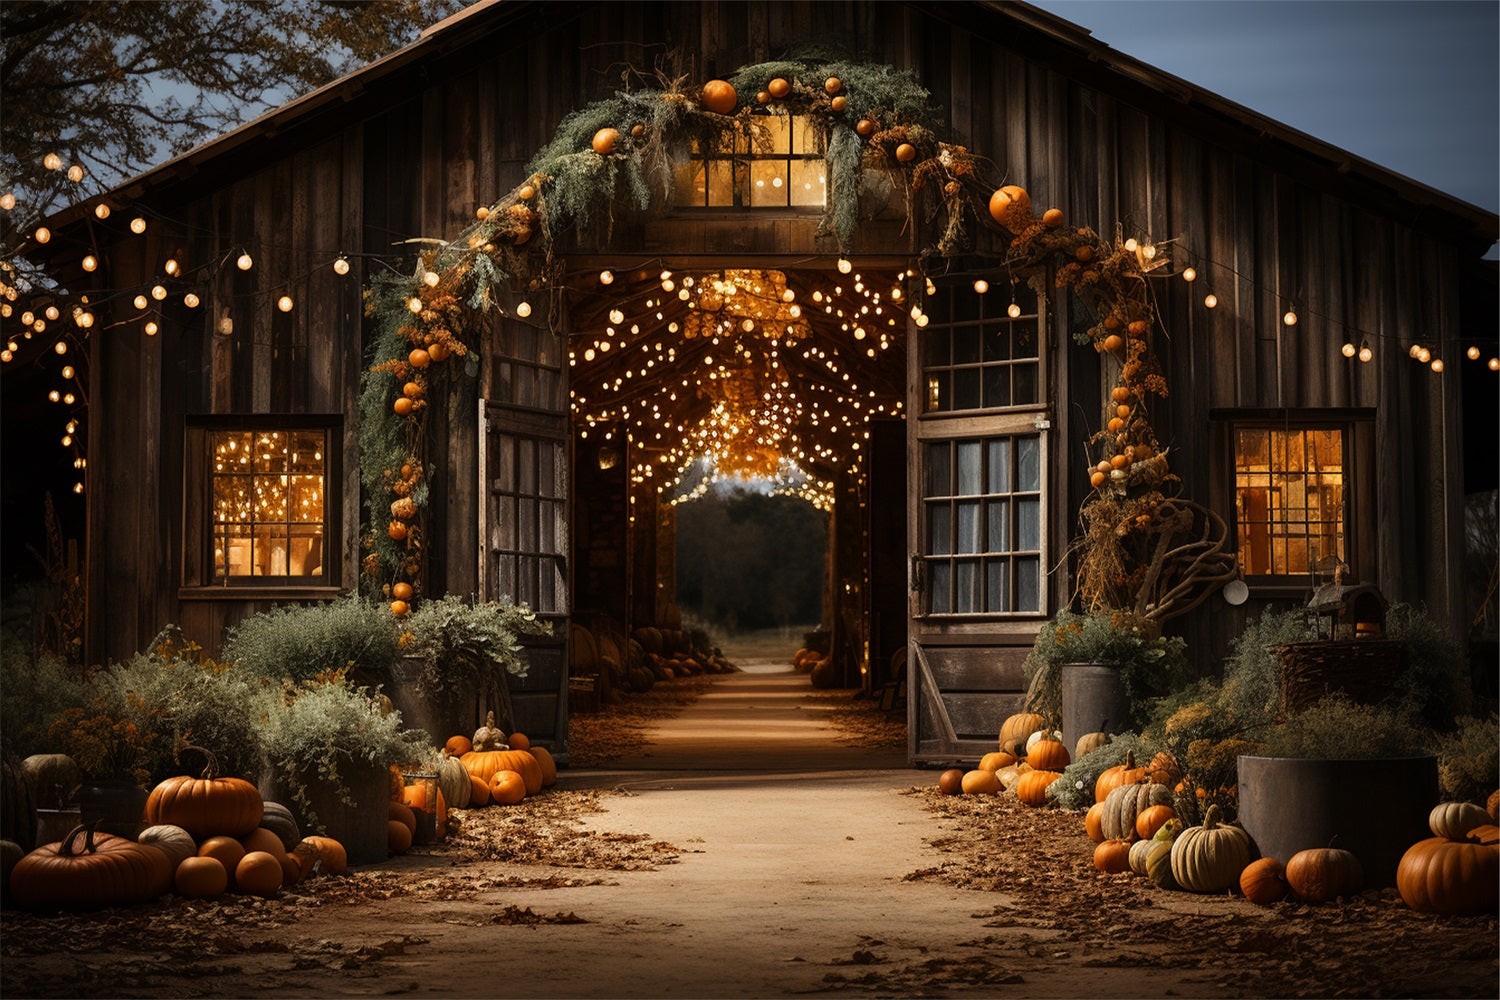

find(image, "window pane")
[983,366,1011,408]
[930,563,950,614]
[987,439,1011,493]
[923,329,950,370]
[952,368,982,411]
[1017,497,1040,551]
[987,499,1010,552]
[986,558,1010,613]
[927,503,951,556]
[924,442,951,498]
[954,560,979,612]
[789,159,826,206]
[924,371,948,412]
[1016,557,1040,612]
[749,159,788,207]
[289,475,323,523]
[1017,436,1040,490]
[1235,425,1344,577]
[707,160,736,205]
[287,526,323,575]
[956,441,982,495]
[956,501,981,554]
[794,116,820,154]
[953,326,981,365]
[675,161,705,205]
[1013,362,1038,405]
[983,324,1011,362]
[252,525,289,576]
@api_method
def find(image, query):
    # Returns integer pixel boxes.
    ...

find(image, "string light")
[144,321,159,336]
[1007,301,1022,319]
[1282,307,1298,327]
[151,284,167,300]
[1182,266,1197,282]
[277,295,294,312]
[54,341,67,355]
[599,270,614,284]
[1489,358,1499,371]
[81,255,97,272]
[133,295,148,310]
[837,258,852,274]
[407,296,422,313]
[973,279,989,294]
[43,153,62,170]
[1357,340,1373,363]
[1341,342,1356,358]
[184,292,200,308]
[130,217,147,234]
[67,164,84,182]
[333,256,350,275]
[34,227,50,244]
[0,193,15,210]
[516,301,532,318]
[1467,345,1481,360]
[236,252,253,270]
[1430,358,1444,373]
[1204,293,1218,309]
[45,306,59,321]
[94,203,110,220]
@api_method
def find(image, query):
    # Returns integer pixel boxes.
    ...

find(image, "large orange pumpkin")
[296,835,348,877]
[388,820,413,855]
[388,801,417,837]
[403,782,448,832]
[174,855,228,899]
[1015,769,1062,807]
[1396,836,1499,915]
[701,79,738,115]
[198,836,246,886]
[143,746,262,839]
[1084,802,1106,843]
[11,824,173,910]
[1026,738,1070,772]
[998,712,1046,750]
[468,774,490,807]
[1094,838,1132,874]
[238,827,286,861]
[461,748,542,795]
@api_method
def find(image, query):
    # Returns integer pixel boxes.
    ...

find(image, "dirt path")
[3,663,1495,998]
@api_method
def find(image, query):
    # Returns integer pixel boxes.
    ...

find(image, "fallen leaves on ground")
[895,786,1499,998]
[804,690,906,750]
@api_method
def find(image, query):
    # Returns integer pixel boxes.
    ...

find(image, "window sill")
[179,585,346,602]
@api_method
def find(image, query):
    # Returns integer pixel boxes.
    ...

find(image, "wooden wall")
[81,0,1481,666]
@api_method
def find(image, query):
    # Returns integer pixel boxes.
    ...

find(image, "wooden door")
[480,312,571,761]
[906,275,1053,764]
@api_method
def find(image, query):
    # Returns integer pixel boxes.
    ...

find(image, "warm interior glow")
[211,429,326,580]
[1233,426,1344,576]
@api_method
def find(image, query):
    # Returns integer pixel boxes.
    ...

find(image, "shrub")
[1022,609,1190,728]
[223,595,400,686]
[1048,732,1158,811]
[1220,607,1315,725]
[1383,602,1471,729]
[0,643,85,759]
[1258,694,1430,760]
[1434,714,1499,803]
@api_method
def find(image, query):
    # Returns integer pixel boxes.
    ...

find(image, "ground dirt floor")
[1,652,1495,999]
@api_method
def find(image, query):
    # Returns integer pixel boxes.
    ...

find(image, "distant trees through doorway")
[675,487,827,633]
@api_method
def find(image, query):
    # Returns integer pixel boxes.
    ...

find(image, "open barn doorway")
[563,261,910,723]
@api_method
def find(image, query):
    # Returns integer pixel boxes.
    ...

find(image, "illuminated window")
[674,114,826,208]
[184,416,340,590]
[1219,413,1375,583]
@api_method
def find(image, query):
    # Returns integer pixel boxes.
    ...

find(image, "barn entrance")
[560,260,911,734]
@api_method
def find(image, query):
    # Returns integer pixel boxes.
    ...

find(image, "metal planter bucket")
[1060,662,1131,757]
[1237,754,1438,887]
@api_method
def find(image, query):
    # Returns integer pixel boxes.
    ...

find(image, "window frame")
[181,413,343,600]
[674,111,827,210]
[1212,408,1375,596]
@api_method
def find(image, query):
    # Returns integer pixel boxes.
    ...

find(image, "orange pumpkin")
[592,128,618,155]
[488,770,526,805]
[389,820,413,855]
[174,855,228,900]
[235,851,282,898]
[701,79,737,115]
[198,836,246,886]
[998,712,1046,750]
[297,835,347,876]
[507,732,531,752]
[1239,857,1289,905]
[238,827,286,861]
[468,774,491,807]
[978,751,1017,772]
[10,824,173,909]
[444,735,472,757]
[529,746,558,788]
[144,746,263,839]
[388,800,417,837]
[960,770,1001,795]
[1085,802,1106,843]
[1095,750,1146,803]
[278,853,301,888]
[461,748,542,795]
[1134,804,1176,841]
[403,782,448,830]
[937,769,964,795]
[1094,838,1132,874]
[1148,751,1181,786]
[1026,738,1070,772]
[1015,769,1063,807]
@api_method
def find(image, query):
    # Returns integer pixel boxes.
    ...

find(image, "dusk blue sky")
[1031,0,1499,215]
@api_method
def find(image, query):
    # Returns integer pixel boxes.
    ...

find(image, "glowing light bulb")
[1430,358,1444,372]
[609,309,624,324]
[1124,238,1138,252]
[34,227,50,244]
[75,312,92,328]
[1417,346,1431,363]
[1283,309,1298,326]
[151,284,167,300]
[1467,345,1480,360]
[1182,267,1197,282]
[94,203,110,220]
[43,153,62,171]
[1489,358,1499,371]
[81,255,97,272]
[73,482,84,495]
[333,256,350,275]
[1341,342,1356,358]
[1409,344,1422,359]
[423,271,439,287]
[1204,294,1218,309]
[134,295,148,310]
[164,258,180,276]
[184,292,200,308]
[275,295,292,312]
[0,193,14,211]
[599,270,614,285]
[130,217,147,234]
[407,297,422,313]
[837,258,852,274]
[973,279,989,294]
[61,366,74,378]
[1008,302,1022,319]
[45,306,59,321]
[516,301,532,318]
[916,314,930,328]
[1358,342,1373,363]
[48,390,60,402]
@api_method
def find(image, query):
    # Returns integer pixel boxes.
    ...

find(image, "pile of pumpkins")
[390,712,560,853]
[2,747,344,911]
[934,711,1076,806]
[572,622,734,695]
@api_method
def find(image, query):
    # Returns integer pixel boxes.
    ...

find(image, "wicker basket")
[1272,639,1406,715]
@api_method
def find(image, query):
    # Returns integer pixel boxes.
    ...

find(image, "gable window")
[1215,410,1374,586]
[674,113,826,208]
[183,415,341,594]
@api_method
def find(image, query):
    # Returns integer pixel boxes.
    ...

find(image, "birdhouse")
[1305,576,1387,640]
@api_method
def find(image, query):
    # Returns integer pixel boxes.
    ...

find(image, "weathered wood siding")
[82,0,1481,668]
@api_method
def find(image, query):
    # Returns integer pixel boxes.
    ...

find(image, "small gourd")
[472,711,509,752]
[1239,857,1290,905]
[1144,840,1176,889]
[1074,732,1109,760]
[1428,801,1490,840]
[1128,838,1156,875]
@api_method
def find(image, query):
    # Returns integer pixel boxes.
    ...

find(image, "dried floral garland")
[360,53,1234,620]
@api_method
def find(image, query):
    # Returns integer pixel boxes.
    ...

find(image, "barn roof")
[37,0,1499,251]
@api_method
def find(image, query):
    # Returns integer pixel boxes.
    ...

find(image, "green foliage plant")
[223,594,400,687]
[260,673,431,832]
[1434,714,1500,803]
[1258,694,1430,760]
[0,643,85,760]
[1382,602,1472,728]
[1047,731,1156,811]
[1219,607,1316,725]
[1021,608,1189,728]
[401,595,548,730]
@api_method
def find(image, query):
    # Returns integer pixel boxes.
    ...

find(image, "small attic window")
[674,114,826,208]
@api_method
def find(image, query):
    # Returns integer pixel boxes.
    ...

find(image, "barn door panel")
[481,312,571,761]
[906,276,1051,765]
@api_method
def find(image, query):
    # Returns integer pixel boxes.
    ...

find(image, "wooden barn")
[26,0,1497,764]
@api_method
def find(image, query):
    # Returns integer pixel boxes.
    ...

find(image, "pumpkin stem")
[485,711,496,727]
[57,821,100,857]
[180,744,219,780]
[1123,749,1134,769]
[1202,803,1221,830]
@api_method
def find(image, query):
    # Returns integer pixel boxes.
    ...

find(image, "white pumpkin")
[1428,801,1490,840]
[138,824,197,873]
[1025,729,1063,752]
